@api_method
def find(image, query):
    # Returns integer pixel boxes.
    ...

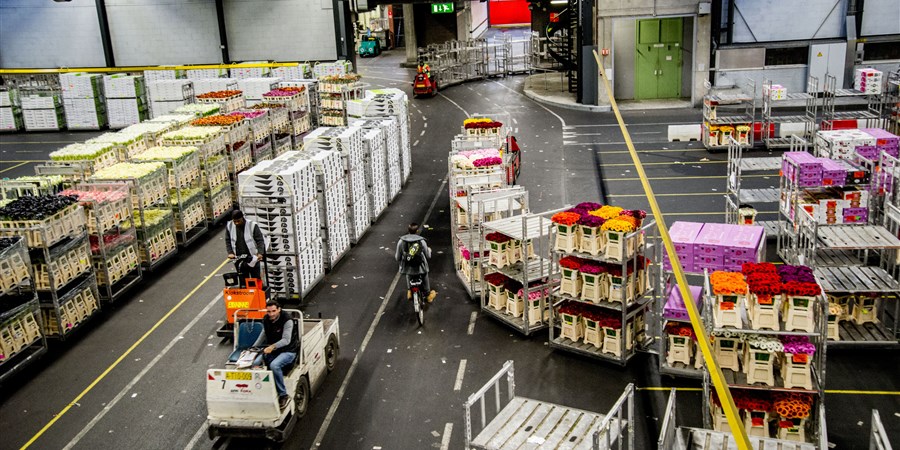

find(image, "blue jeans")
[254,351,297,398]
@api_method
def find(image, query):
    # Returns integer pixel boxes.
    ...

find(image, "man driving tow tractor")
[416,59,432,81]
[252,300,299,410]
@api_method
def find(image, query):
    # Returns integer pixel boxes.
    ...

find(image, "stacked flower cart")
[657,221,766,378]
[0,236,48,382]
[132,146,208,247]
[778,149,900,347]
[479,210,558,335]
[58,183,142,303]
[0,198,99,340]
[547,204,658,365]
[89,162,177,272]
[697,263,829,446]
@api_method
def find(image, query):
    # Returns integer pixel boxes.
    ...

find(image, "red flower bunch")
[664,322,697,340]
[559,256,585,270]
[576,202,603,211]
[504,279,523,294]
[781,281,821,297]
[745,272,782,296]
[580,263,606,275]
[741,262,778,275]
[777,265,817,284]
[464,121,503,129]
[607,265,635,277]
[484,272,509,286]
[551,212,581,226]
[485,232,512,243]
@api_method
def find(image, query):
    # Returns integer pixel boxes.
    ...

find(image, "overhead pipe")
[95,0,115,67]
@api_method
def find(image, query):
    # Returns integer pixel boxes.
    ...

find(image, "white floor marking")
[420,130,426,137]
[64,293,223,450]
[467,312,477,335]
[453,360,467,391]
[182,420,209,450]
[513,118,518,125]
[413,140,419,147]
[437,93,470,117]
[313,177,449,446]
[440,423,454,450]
[563,122,698,128]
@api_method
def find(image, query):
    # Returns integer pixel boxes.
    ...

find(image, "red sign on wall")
[488,0,532,26]
[549,13,560,23]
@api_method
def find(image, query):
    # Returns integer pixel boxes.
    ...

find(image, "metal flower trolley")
[699,267,828,445]
[550,219,658,366]
[0,203,100,340]
[452,187,527,299]
[479,211,557,335]
[464,361,634,450]
[0,236,48,382]
[60,182,142,303]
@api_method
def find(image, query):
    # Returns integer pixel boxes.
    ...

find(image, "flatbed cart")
[465,360,634,449]
[657,389,828,450]
[206,309,340,442]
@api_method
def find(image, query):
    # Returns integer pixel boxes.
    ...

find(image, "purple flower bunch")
[577,214,606,228]
[576,202,603,211]
[777,265,816,284]
[780,335,816,355]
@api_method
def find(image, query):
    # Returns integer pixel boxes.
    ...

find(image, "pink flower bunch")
[473,157,502,167]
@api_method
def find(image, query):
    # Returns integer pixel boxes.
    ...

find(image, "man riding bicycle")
[395,222,437,302]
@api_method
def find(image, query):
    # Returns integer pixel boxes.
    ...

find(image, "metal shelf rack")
[548,219,658,366]
[479,210,558,336]
[761,78,817,149]
[724,135,790,238]
[69,182,143,303]
[702,79,756,151]
[699,271,828,445]
[0,237,47,382]
[822,73,885,130]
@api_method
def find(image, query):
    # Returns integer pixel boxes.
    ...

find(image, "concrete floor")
[0,49,898,450]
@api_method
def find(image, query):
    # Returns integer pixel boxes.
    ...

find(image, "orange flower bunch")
[191,115,244,127]
[590,205,624,220]
[196,90,242,99]
[773,392,813,419]
[551,212,581,226]
[710,271,748,295]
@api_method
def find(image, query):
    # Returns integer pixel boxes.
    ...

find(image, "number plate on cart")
[225,371,252,381]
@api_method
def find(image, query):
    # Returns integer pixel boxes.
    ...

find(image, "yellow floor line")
[638,387,900,395]
[608,192,728,198]
[20,259,230,450]
[600,160,726,167]
[0,161,32,174]
[607,174,772,182]
[597,148,710,154]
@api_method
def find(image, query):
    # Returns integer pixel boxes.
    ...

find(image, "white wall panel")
[732,0,847,43]
[105,0,222,66]
[0,0,105,68]
[861,0,900,36]
[224,0,337,62]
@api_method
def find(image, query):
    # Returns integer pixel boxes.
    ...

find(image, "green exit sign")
[431,2,454,13]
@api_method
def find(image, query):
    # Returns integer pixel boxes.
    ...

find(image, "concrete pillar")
[595,17,613,107]
[403,4,418,66]
[692,14,712,106]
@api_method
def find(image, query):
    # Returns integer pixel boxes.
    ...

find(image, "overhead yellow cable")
[593,49,751,449]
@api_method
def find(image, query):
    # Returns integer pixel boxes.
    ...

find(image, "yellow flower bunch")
[601,218,636,233]
[590,205,624,220]
[463,118,493,125]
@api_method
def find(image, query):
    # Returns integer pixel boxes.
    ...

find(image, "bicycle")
[407,274,425,326]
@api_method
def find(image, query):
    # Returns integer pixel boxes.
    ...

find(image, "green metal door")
[634,18,683,99]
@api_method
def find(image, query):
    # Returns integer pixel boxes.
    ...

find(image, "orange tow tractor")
[217,256,269,337]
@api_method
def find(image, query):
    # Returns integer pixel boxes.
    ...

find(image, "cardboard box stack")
[104,75,148,129]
